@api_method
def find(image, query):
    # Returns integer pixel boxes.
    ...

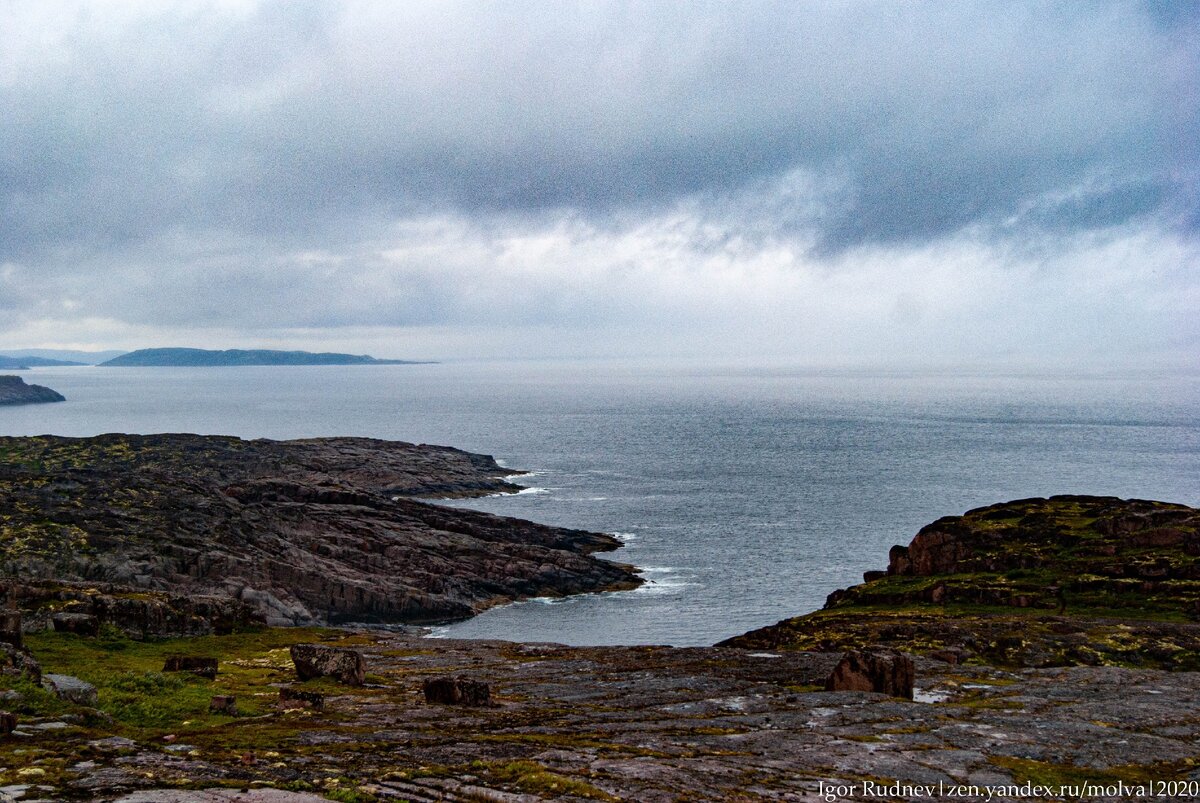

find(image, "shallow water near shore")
[3,360,1198,646]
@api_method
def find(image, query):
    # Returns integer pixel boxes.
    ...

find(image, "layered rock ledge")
[0,434,640,628]
[0,375,65,405]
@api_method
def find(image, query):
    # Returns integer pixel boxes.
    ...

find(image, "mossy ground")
[1,626,388,799]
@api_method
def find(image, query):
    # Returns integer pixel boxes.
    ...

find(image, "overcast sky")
[1,1,1196,366]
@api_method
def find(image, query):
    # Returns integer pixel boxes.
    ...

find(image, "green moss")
[471,760,618,801]
[990,756,1186,787]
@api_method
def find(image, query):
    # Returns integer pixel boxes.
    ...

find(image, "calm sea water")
[2,361,1197,646]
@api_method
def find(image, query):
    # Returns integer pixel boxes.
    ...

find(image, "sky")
[0,0,1196,366]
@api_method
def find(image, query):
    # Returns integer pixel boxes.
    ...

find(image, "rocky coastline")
[0,376,65,406]
[0,434,640,629]
[0,437,1197,801]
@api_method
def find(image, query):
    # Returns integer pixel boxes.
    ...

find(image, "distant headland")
[98,347,429,367]
[0,355,87,369]
[0,374,66,404]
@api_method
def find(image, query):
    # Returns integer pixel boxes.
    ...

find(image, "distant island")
[0,356,86,369]
[99,347,427,367]
[0,374,66,404]
[0,348,125,365]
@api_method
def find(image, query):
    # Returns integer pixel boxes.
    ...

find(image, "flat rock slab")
[40,673,97,707]
[21,633,1200,801]
[111,791,331,802]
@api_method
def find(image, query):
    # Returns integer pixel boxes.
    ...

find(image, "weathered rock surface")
[4,581,262,639]
[41,673,97,706]
[0,434,640,628]
[12,631,1200,802]
[110,791,331,802]
[725,496,1200,670]
[825,647,914,698]
[51,612,100,636]
[277,686,324,710]
[0,375,64,405]
[423,675,491,706]
[289,643,365,686]
[0,642,40,684]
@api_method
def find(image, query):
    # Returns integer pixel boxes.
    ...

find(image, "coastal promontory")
[0,434,639,629]
[98,348,424,366]
[0,374,66,405]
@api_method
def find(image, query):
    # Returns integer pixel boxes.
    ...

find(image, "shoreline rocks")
[0,434,641,631]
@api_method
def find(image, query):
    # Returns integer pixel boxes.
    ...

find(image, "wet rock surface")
[0,434,640,628]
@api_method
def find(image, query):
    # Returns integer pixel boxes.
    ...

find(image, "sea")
[2,361,1197,647]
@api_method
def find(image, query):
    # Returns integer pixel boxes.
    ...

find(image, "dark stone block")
[290,644,365,686]
[163,656,218,680]
[0,611,22,649]
[52,612,100,637]
[423,676,491,707]
[278,686,325,710]
[825,648,914,699]
[209,695,237,715]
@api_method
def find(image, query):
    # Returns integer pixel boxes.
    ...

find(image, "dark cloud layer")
[3,1,1194,253]
[0,1,1195,362]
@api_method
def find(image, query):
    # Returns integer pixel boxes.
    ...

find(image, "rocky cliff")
[0,434,640,627]
[724,495,1200,669]
[0,375,65,405]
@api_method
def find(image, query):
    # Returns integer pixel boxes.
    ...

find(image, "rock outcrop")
[290,644,366,686]
[423,675,491,706]
[825,648,914,698]
[0,434,641,628]
[4,580,263,639]
[724,496,1200,669]
[0,374,65,405]
[42,673,98,706]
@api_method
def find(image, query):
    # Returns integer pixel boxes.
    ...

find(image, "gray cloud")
[0,1,1195,363]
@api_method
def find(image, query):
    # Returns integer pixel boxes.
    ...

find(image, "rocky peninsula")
[0,376,65,406]
[0,434,640,629]
[0,439,1197,801]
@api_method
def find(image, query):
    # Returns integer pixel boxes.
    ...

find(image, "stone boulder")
[52,612,100,637]
[289,644,365,686]
[423,676,491,706]
[0,642,41,684]
[825,648,914,699]
[42,673,99,706]
[0,710,15,735]
[209,695,237,715]
[0,611,22,648]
